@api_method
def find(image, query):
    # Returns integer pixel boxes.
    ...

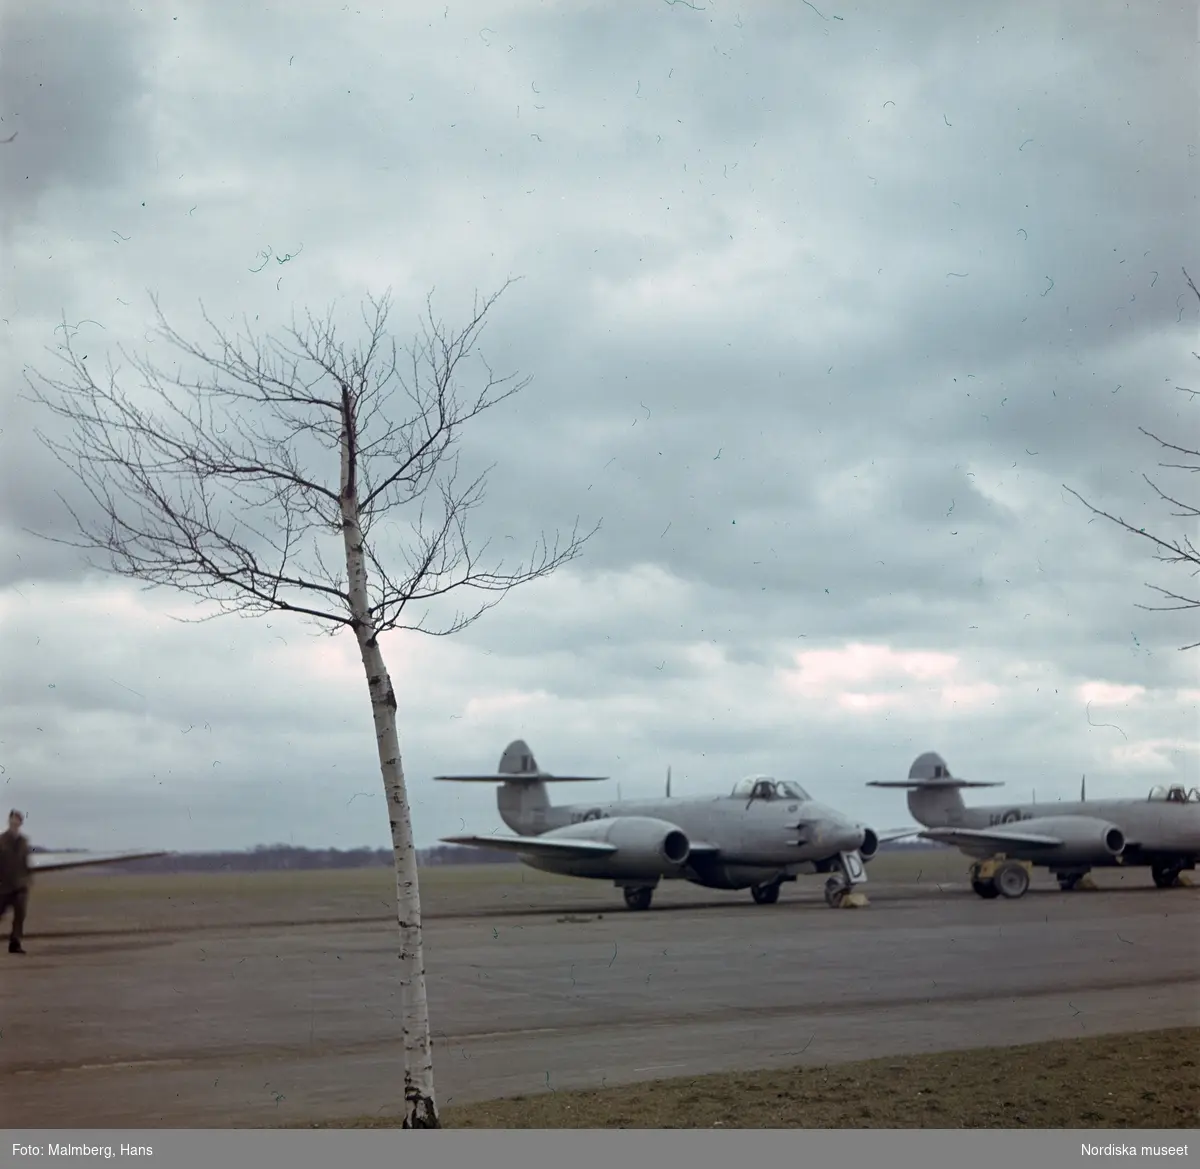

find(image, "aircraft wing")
[920,826,1064,850]
[441,834,723,860]
[30,850,168,873]
[440,834,617,858]
[875,827,924,843]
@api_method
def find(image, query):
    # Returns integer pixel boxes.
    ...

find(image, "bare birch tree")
[23,281,597,1127]
[1063,268,1200,651]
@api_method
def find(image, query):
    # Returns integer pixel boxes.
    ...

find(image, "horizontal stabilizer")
[921,826,1063,849]
[439,833,617,858]
[434,739,606,784]
[433,772,607,783]
[877,751,1003,790]
[867,779,1002,790]
[31,850,168,873]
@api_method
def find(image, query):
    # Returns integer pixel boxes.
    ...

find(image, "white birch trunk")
[340,394,439,1128]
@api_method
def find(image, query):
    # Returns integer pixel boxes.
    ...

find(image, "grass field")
[312,1027,1200,1129]
[29,850,1156,935]
[31,861,579,933]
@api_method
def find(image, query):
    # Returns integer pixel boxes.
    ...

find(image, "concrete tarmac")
[3,884,1198,1127]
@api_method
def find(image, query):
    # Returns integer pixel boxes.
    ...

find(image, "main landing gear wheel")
[623,886,654,911]
[971,879,999,899]
[1152,865,1184,889]
[995,861,1030,899]
[1057,872,1088,891]
[751,882,781,905]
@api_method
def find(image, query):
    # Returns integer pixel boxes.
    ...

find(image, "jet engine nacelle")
[1014,815,1126,864]
[859,828,880,860]
[548,816,692,877]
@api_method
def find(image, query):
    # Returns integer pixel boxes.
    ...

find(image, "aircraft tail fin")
[868,752,1000,828]
[433,739,608,784]
[434,739,606,836]
[867,751,1003,790]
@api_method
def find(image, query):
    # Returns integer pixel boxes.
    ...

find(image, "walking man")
[1,809,31,954]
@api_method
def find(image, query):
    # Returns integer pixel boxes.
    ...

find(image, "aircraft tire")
[751,882,781,905]
[824,877,847,908]
[1152,866,1182,889]
[623,886,654,911]
[1058,874,1080,891]
[971,879,999,899]
[995,861,1030,899]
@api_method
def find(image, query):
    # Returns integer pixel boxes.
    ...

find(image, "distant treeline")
[96,843,518,874]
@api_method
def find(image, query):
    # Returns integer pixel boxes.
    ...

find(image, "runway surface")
[3,883,1198,1126]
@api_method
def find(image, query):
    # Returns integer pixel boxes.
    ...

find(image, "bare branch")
[1183,266,1200,304]
[1060,484,1199,564]
[25,280,597,642]
[1061,267,1200,649]
[1137,427,1200,469]
[1138,583,1200,611]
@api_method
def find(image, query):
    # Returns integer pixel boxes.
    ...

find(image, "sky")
[1,0,1197,855]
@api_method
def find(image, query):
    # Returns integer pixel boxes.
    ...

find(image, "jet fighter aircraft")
[869,750,1200,899]
[437,739,889,909]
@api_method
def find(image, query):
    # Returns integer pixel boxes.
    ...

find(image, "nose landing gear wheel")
[824,876,847,908]
[969,857,1030,900]
[995,861,1030,899]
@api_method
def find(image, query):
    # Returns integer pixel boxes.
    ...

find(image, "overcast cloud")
[1,0,1197,854]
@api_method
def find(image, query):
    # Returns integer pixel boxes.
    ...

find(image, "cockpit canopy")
[730,775,811,802]
[1147,784,1200,804]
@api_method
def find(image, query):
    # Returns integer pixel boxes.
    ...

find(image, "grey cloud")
[1,0,1196,853]
[0,0,156,228]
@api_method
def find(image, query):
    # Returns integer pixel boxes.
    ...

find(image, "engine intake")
[1008,815,1127,865]
[660,828,691,865]
[859,827,880,860]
